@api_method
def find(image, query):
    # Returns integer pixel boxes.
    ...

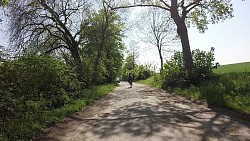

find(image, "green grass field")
[213,62,250,73]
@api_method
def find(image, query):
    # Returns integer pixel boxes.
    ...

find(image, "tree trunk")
[158,49,164,73]
[170,2,194,81]
[93,41,104,84]
[160,54,163,73]
[70,44,86,85]
[106,45,113,83]
[177,22,194,72]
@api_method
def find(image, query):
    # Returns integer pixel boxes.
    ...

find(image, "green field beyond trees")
[214,62,250,73]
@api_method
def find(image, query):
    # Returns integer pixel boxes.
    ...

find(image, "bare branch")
[185,0,202,13]
[45,44,69,53]
[110,4,170,11]
[159,0,171,9]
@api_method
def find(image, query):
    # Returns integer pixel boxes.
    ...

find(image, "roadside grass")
[1,84,116,141]
[139,73,250,115]
[213,62,250,73]
[138,74,163,89]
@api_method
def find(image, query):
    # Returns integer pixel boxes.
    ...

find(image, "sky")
[123,0,250,68]
[188,0,250,65]
[0,0,249,68]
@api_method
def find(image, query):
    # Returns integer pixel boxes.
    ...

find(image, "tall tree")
[0,0,8,22]
[137,7,176,72]
[7,0,91,83]
[83,2,125,84]
[106,0,233,81]
[123,52,137,71]
[128,40,139,70]
[83,3,124,84]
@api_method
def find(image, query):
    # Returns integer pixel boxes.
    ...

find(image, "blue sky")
[188,0,250,65]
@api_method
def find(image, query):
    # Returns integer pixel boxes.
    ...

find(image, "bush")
[162,47,218,87]
[200,72,250,112]
[0,83,116,141]
[140,72,250,114]
[121,65,154,81]
[0,55,80,138]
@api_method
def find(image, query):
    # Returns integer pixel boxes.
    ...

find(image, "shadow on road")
[69,99,250,141]
[34,83,250,141]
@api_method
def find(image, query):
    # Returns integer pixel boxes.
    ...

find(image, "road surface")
[34,82,250,141]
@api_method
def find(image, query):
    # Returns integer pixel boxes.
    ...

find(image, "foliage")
[213,62,250,73]
[139,72,250,115]
[200,72,250,112]
[192,47,218,84]
[123,52,137,71]
[7,0,91,52]
[121,64,154,81]
[81,7,125,84]
[0,46,5,62]
[112,0,234,32]
[132,65,154,81]
[0,0,8,7]
[7,0,94,84]
[1,82,116,141]
[162,47,218,87]
[0,55,81,139]
[138,74,163,89]
[108,0,234,83]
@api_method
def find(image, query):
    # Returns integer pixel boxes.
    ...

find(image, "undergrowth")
[139,73,250,115]
[0,84,116,141]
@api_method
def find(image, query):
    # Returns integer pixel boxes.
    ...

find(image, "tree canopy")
[106,0,234,82]
[0,0,8,7]
[7,0,125,85]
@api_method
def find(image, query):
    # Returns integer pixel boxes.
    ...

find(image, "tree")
[137,7,176,72]
[0,45,5,62]
[106,0,233,81]
[83,2,125,84]
[0,0,8,23]
[0,0,8,7]
[127,40,139,70]
[7,0,92,83]
[123,52,136,71]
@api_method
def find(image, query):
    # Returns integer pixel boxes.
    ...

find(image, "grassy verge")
[139,73,250,115]
[138,74,163,89]
[1,84,116,141]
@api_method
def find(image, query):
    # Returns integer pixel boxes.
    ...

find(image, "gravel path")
[34,82,250,141]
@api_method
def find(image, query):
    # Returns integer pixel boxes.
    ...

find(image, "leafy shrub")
[192,47,218,84]
[162,51,189,87]
[133,65,153,80]
[140,72,250,114]
[1,83,116,141]
[121,65,154,81]
[0,55,80,137]
[162,47,218,87]
[200,72,250,112]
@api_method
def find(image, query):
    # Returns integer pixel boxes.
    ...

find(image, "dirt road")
[34,82,250,141]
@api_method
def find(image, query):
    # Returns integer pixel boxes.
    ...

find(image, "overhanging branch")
[45,44,69,53]
[110,4,170,11]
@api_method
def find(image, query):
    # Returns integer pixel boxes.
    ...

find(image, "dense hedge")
[0,55,81,139]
